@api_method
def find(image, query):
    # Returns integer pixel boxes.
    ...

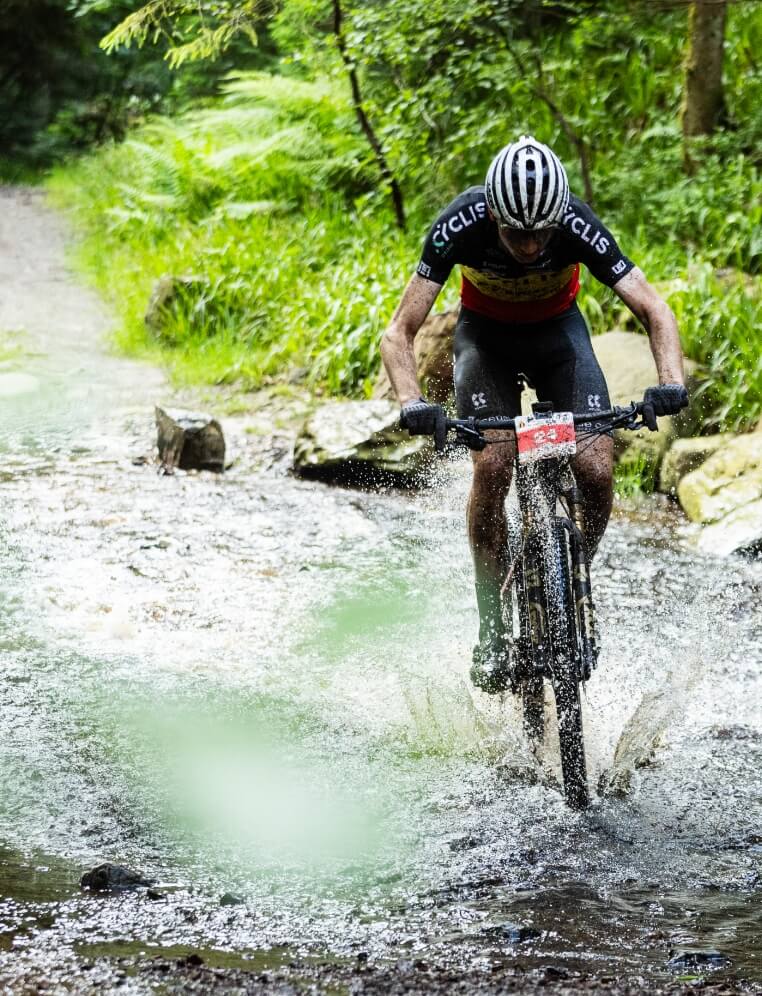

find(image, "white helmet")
[485,135,569,230]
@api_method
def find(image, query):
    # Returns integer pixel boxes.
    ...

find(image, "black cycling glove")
[641,383,689,430]
[400,397,447,451]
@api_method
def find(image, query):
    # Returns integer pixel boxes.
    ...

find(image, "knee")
[574,441,613,496]
[577,462,613,495]
[472,449,513,500]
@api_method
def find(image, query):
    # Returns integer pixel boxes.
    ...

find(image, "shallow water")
[0,190,760,991]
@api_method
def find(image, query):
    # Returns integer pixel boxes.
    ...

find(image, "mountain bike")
[441,397,656,809]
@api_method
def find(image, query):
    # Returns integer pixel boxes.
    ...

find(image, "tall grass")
[50,73,451,395]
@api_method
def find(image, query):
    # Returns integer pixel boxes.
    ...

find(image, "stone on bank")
[678,433,762,557]
[678,434,762,523]
[658,434,731,495]
[293,399,432,484]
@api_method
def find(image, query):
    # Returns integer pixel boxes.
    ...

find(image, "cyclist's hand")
[400,397,447,450]
[641,383,689,430]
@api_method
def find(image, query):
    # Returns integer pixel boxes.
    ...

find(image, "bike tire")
[545,520,589,810]
[521,674,544,744]
[506,511,544,744]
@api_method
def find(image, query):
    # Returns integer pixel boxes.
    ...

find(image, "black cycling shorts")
[453,302,611,421]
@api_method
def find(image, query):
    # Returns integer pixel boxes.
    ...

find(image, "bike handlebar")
[446,402,647,434]
[441,402,654,452]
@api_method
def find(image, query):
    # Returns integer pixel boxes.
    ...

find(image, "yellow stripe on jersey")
[460,264,576,302]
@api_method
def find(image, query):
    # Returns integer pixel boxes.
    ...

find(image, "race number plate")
[515,412,576,464]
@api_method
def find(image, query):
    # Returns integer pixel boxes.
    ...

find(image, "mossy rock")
[678,434,762,524]
[696,498,762,557]
[658,434,732,495]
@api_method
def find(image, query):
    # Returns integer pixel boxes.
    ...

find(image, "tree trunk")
[681,0,727,140]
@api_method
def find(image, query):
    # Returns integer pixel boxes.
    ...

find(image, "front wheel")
[545,521,589,810]
[553,673,588,809]
[506,511,544,745]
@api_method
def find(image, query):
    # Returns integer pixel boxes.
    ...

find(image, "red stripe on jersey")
[460,265,580,323]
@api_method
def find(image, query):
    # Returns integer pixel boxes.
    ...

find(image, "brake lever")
[454,422,487,451]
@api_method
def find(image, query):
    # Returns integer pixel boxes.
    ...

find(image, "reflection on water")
[0,190,760,989]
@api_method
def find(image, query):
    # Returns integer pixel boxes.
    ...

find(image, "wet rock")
[695,498,762,558]
[658,434,732,494]
[448,835,482,852]
[666,949,731,971]
[482,923,542,944]
[155,407,226,472]
[292,399,431,484]
[178,953,205,967]
[373,310,457,405]
[80,863,153,892]
[219,892,245,907]
[678,433,762,555]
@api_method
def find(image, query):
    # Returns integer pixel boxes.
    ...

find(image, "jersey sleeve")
[563,197,635,288]
[416,205,459,284]
[415,189,489,285]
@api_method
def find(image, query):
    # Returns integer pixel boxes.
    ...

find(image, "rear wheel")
[545,521,589,810]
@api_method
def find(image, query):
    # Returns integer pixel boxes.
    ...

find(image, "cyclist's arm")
[611,266,685,385]
[380,273,443,404]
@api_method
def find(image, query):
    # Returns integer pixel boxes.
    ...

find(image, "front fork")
[559,469,599,681]
[510,463,599,684]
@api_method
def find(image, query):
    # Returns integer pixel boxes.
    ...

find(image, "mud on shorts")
[453,302,611,423]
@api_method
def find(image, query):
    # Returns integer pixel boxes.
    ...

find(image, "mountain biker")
[379,135,688,694]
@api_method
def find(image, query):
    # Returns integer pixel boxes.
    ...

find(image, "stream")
[0,188,760,993]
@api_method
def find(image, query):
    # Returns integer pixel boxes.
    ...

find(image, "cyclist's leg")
[454,309,521,688]
[571,436,613,558]
[524,303,613,557]
[468,432,516,644]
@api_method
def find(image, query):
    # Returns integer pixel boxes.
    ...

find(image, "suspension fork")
[559,469,599,680]
[514,461,556,676]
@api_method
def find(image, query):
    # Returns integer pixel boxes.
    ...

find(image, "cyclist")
[380,135,688,694]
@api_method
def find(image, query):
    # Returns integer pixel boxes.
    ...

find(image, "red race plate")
[515,412,576,464]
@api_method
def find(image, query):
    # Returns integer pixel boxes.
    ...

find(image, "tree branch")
[331,0,406,230]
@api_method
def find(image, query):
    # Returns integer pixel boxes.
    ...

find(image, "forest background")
[3,0,761,445]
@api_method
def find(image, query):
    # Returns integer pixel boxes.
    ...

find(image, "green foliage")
[613,448,658,498]
[0,0,281,170]
[665,266,762,433]
[100,0,269,67]
[49,71,430,393]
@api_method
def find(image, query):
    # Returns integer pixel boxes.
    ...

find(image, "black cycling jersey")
[416,188,635,323]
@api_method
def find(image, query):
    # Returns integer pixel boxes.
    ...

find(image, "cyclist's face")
[493,219,555,263]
